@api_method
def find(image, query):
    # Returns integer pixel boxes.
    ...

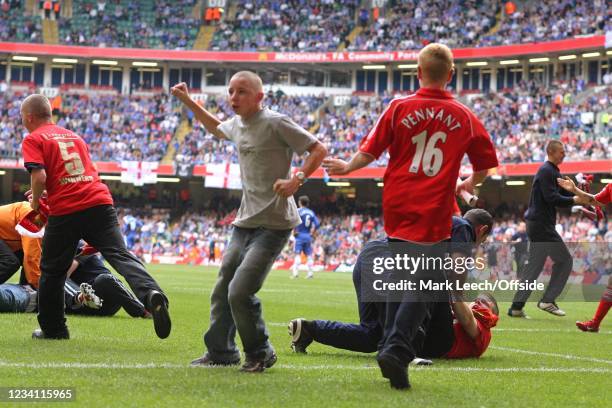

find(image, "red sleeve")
[359,99,399,159]
[595,184,611,205]
[22,134,45,171]
[465,115,499,172]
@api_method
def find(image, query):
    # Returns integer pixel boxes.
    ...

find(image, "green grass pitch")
[1,265,610,407]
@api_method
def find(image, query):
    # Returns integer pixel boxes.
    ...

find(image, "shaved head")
[227,71,264,119]
[21,94,52,120]
[546,140,563,155]
[230,71,263,93]
[417,43,454,85]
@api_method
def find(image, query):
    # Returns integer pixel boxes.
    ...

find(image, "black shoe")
[507,308,530,319]
[190,354,240,367]
[147,290,171,339]
[288,318,313,353]
[32,328,69,340]
[376,352,410,390]
[240,352,277,373]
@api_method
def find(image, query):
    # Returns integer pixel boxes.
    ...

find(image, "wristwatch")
[295,171,306,185]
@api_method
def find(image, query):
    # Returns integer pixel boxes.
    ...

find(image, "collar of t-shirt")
[415,87,454,99]
[32,122,56,133]
[238,108,266,126]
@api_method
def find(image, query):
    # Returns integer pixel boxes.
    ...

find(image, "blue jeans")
[0,284,30,313]
[204,226,291,362]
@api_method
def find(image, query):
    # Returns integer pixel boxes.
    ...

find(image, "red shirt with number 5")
[22,123,113,216]
[360,88,498,243]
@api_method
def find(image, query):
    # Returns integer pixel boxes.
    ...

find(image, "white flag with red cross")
[120,161,159,186]
[204,163,242,190]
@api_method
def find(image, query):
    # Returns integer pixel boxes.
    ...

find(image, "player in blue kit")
[292,196,320,279]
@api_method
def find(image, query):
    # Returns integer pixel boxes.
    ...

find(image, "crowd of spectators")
[58,0,199,49]
[1,0,610,51]
[349,0,609,51]
[1,77,609,165]
[478,0,610,47]
[472,79,611,163]
[0,90,25,159]
[208,0,359,52]
[0,91,180,162]
[116,204,610,272]
[348,0,499,51]
[54,93,180,161]
[0,0,41,43]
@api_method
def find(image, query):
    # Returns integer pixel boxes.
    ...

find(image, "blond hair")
[418,43,454,84]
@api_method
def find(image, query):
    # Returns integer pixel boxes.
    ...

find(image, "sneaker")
[537,301,566,316]
[77,283,103,309]
[147,290,171,339]
[190,353,240,367]
[305,274,314,279]
[376,352,410,390]
[240,352,277,373]
[576,320,599,333]
[507,308,530,319]
[410,357,433,366]
[288,318,313,353]
[32,328,69,340]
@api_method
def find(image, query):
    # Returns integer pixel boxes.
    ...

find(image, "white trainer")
[77,283,103,309]
[537,301,566,316]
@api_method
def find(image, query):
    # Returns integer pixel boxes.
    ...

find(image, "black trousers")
[511,220,573,309]
[413,301,455,358]
[38,205,165,335]
[379,242,448,365]
[64,273,146,317]
[0,239,21,284]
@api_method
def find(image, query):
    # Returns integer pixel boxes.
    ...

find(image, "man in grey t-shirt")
[172,71,327,372]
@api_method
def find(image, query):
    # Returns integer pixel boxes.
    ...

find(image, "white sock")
[292,254,301,277]
[306,256,314,277]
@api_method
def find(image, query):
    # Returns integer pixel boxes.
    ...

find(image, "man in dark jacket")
[508,140,584,318]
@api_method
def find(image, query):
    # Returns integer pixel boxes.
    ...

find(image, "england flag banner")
[204,163,242,190]
[121,161,159,186]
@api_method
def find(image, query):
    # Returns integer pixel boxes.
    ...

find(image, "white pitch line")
[265,324,612,334]
[493,328,611,334]
[490,346,612,364]
[0,361,609,373]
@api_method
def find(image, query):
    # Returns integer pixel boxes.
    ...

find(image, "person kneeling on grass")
[289,210,499,360]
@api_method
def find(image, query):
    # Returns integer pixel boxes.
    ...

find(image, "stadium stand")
[0,0,42,43]
[172,80,610,166]
[208,0,360,52]
[0,91,180,161]
[1,0,609,51]
[57,0,200,49]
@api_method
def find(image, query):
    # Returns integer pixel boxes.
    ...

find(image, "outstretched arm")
[557,177,600,206]
[170,82,226,140]
[322,152,375,176]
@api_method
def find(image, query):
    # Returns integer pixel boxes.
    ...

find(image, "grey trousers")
[204,226,290,362]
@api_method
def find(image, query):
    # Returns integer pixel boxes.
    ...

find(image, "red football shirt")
[360,88,498,242]
[444,319,492,359]
[595,183,611,205]
[22,123,113,216]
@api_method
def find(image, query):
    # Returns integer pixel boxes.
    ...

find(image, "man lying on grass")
[289,210,499,360]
